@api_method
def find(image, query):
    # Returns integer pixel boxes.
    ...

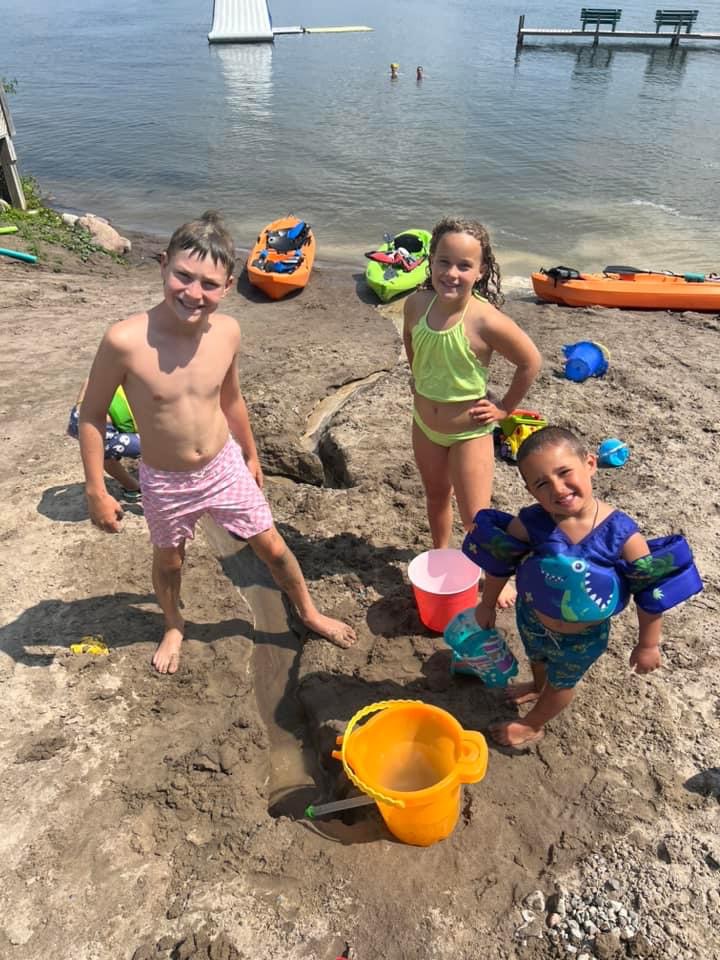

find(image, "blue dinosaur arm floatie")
[619,535,703,614]
[462,509,531,577]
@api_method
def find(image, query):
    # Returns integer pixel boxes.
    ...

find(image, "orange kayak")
[532,268,720,312]
[247,216,315,300]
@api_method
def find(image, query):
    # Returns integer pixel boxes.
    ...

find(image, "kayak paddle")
[604,264,676,276]
[604,265,707,282]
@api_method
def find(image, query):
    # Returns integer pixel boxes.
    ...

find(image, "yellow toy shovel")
[70,635,109,656]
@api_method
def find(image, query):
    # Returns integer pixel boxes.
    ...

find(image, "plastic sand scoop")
[408,549,481,633]
[304,794,375,819]
[332,699,488,846]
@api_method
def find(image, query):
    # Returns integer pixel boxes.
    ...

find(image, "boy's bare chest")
[130,331,234,401]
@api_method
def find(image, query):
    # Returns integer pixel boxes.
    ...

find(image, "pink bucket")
[407,549,481,633]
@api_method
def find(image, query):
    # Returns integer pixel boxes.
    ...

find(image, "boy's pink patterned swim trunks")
[139,438,273,548]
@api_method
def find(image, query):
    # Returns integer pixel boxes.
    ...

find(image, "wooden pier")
[516,12,720,52]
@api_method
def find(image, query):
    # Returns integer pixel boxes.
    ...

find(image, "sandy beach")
[0,229,718,960]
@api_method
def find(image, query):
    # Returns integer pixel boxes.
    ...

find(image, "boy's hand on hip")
[630,644,662,674]
[469,397,506,425]
[87,491,124,533]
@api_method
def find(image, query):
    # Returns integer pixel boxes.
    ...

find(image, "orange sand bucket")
[408,549,481,632]
[331,700,488,846]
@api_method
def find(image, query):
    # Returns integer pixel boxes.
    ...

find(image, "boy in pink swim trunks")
[79,210,356,673]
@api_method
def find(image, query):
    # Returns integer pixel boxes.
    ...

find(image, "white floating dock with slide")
[208,0,372,44]
[208,0,274,44]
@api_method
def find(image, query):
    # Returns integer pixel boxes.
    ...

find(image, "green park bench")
[580,8,623,31]
[654,9,699,33]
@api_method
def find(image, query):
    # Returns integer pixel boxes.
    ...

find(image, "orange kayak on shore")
[532,267,720,312]
[247,216,315,300]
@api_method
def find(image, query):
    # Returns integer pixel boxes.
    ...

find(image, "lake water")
[3,0,720,286]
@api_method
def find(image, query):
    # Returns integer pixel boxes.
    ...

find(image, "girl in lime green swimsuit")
[403,217,542,605]
[410,293,493,447]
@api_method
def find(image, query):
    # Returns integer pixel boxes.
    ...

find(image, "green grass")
[0,175,126,263]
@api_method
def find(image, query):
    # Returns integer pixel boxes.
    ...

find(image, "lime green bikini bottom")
[413,406,494,448]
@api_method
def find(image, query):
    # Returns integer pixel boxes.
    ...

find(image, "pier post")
[516,14,525,52]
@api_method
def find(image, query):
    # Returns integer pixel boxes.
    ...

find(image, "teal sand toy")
[444,609,519,687]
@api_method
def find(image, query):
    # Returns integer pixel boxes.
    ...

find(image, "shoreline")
[39,195,539,300]
[35,177,720,280]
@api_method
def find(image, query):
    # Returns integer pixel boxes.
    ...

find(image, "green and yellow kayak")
[365,228,431,302]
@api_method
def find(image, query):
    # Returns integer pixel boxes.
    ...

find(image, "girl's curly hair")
[423,216,503,306]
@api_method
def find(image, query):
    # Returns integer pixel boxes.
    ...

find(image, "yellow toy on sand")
[497,409,548,462]
[70,635,109,656]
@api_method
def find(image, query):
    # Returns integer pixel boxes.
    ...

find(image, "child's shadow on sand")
[684,768,720,801]
[365,589,424,638]
[0,591,254,667]
[37,483,90,522]
[278,522,423,641]
[37,483,143,523]
[276,522,415,590]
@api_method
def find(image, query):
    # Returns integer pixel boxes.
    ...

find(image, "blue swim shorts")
[515,595,610,689]
[67,405,141,461]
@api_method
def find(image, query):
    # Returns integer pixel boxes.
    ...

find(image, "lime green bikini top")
[411,295,489,402]
[107,386,136,433]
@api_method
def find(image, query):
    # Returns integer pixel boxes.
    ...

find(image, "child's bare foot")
[496,580,517,609]
[300,612,356,649]
[504,682,540,705]
[152,625,183,674]
[489,720,544,747]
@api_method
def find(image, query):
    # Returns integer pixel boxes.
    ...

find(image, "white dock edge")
[303,26,373,34]
[208,0,274,44]
[272,24,373,36]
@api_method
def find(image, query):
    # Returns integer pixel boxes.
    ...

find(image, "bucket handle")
[331,699,424,809]
[457,731,489,784]
[595,341,610,363]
